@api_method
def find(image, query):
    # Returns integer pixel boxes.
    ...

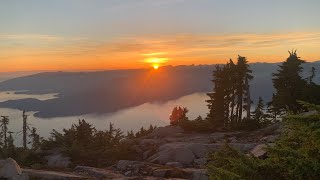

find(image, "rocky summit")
[0,123,281,180]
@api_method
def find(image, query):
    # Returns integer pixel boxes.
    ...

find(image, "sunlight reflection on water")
[0,92,208,145]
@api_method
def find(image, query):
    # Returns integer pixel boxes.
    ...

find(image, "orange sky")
[2,1,320,72]
[1,32,320,72]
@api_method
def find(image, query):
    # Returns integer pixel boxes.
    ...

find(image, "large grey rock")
[0,158,28,180]
[23,169,86,180]
[229,143,257,152]
[152,169,169,178]
[174,148,195,164]
[116,160,140,171]
[74,166,125,179]
[194,158,207,167]
[184,168,208,180]
[45,154,71,168]
[250,144,268,158]
[165,162,183,168]
[259,123,282,136]
[209,132,227,141]
[143,150,152,160]
[149,126,184,138]
[148,142,256,167]
[260,134,280,143]
[186,143,207,158]
[148,143,196,166]
[139,139,157,146]
[205,143,256,153]
[149,143,211,165]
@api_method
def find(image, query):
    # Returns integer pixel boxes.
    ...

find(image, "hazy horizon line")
[1,60,320,74]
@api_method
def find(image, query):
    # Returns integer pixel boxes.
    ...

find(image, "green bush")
[179,116,215,132]
[41,120,137,167]
[207,111,320,180]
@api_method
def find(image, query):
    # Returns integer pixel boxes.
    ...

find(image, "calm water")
[0,91,58,102]
[0,92,208,145]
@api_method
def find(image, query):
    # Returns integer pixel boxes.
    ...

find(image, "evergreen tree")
[169,106,188,126]
[303,67,320,105]
[252,97,265,121]
[206,65,228,127]
[29,127,42,150]
[71,119,96,148]
[226,60,237,127]
[266,94,282,122]
[251,97,269,128]
[272,50,306,113]
[7,131,15,157]
[126,130,135,139]
[207,56,253,129]
[235,55,253,123]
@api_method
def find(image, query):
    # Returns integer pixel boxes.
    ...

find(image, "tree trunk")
[238,92,243,123]
[235,98,239,124]
[245,78,251,120]
[23,110,27,149]
[230,90,235,126]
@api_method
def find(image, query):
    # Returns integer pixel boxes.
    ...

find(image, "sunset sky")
[1,0,320,72]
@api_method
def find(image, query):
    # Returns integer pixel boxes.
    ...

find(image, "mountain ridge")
[0,62,319,118]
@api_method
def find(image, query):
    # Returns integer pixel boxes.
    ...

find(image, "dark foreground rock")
[7,124,281,180]
[0,158,29,180]
[23,169,88,180]
[114,160,207,180]
[114,124,282,179]
[74,166,126,179]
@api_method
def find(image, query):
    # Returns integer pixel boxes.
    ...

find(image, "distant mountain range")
[0,62,319,118]
[0,71,41,82]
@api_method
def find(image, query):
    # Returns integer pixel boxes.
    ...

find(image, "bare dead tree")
[0,116,9,148]
[22,110,29,149]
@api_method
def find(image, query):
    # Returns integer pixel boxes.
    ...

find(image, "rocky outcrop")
[74,166,125,179]
[15,124,282,180]
[116,160,141,172]
[147,142,256,167]
[23,169,87,180]
[115,160,188,178]
[257,123,282,137]
[45,153,71,168]
[113,124,282,179]
[250,144,268,158]
[184,168,208,180]
[165,162,183,168]
[148,143,196,166]
[0,158,28,180]
[149,126,184,138]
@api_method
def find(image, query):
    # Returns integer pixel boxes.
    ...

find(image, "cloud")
[142,52,168,56]
[148,0,187,6]
[1,31,320,72]
[4,32,320,57]
[0,34,62,42]
[97,32,320,56]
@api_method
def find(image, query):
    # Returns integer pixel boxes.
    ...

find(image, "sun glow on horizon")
[143,53,169,69]
[142,52,168,56]
[3,31,320,72]
[144,57,169,64]
[153,64,159,70]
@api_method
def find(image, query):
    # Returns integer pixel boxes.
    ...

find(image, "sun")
[153,64,159,70]
[142,53,169,70]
